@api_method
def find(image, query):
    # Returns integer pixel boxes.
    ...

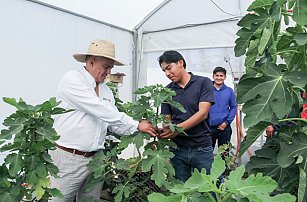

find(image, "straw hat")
[73,39,124,66]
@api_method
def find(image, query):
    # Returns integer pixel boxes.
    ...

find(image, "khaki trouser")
[49,148,102,202]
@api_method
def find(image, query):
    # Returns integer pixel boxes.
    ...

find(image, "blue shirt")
[161,73,215,147]
[209,83,237,127]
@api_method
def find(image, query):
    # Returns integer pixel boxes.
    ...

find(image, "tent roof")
[35,0,164,30]
[34,0,252,32]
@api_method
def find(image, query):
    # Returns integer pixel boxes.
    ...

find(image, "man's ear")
[88,57,94,65]
[177,60,184,66]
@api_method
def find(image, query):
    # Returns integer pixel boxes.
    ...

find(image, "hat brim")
[73,54,124,66]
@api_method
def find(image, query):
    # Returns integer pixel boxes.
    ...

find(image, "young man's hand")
[158,125,178,139]
[218,122,227,131]
[137,120,158,137]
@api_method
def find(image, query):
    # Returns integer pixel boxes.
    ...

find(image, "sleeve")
[226,88,237,125]
[199,78,215,104]
[57,73,138,134]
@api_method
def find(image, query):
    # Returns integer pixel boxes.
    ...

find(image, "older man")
[49,39,157,201]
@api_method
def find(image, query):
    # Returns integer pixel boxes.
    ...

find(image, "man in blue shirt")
[209,66,237,150]
[159,50,215,182]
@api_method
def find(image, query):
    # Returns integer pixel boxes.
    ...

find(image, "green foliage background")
[234,0,307,201]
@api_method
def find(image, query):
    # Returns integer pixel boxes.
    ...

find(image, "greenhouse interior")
[0,0,306,201]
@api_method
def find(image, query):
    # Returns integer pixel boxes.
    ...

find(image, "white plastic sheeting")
[0,0,257,162]
[37,0,164,29]
[0,0,135,161]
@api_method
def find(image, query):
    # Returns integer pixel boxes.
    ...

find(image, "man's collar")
[170,72,196,89]
[80,66,96,88]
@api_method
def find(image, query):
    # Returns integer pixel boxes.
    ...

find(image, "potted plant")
[0,97,70,201]
[86,84,186,202]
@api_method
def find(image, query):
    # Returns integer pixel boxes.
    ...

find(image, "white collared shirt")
[53,67,138,152]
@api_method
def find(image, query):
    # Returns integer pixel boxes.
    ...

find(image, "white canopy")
[0,0,256,161]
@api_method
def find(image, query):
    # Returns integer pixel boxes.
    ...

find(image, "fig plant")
[0,97,70,201]
[234,0,307,201]
[87,84,186,202]
[148,155,296,202]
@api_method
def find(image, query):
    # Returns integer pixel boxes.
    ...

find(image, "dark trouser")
[170,146,214,182]
[211,125,232,148]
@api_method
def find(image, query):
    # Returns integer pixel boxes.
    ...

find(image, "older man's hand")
[137,120,158,137]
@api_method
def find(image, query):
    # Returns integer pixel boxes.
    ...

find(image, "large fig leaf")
[142,149,175,187]
[239,122,267,155]
[277,29,307,71]
[246,146,299,192]
[277,132,307,168]
[118,132,150,150]
[292,0,307,26]
[235,8,271,56]
[226,165,295,201]
[247,0,275,11]
[148,193,187,202]
[237,64,292,128]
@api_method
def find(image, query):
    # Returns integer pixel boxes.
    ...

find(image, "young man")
[50,39,157,202]
[158,50,215,182]
[209,66,237,149]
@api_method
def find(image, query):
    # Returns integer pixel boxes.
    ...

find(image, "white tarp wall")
[0,0,135,162]
[141,21,243,87]
[134,0,254,88]
[135,0,259,163]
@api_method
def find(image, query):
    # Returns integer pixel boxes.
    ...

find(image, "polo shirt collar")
[170,72,196,89]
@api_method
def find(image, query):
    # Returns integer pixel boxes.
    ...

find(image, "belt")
[55,143,97,158]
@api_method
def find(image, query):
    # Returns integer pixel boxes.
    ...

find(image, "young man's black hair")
[213,66,227,75]
[158,50,186,69]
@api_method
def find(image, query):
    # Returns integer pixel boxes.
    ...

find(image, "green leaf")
[2,97,18,108]
[27,156,40,170]
[246,143,299,192]
[148,193,185,202]
[33,177,50,200]
[237,64,292,128]
[298,167,307,202]
[277,132,307,167]
[294,33,307,45]
[183,169,205,191]
[113,184,132,202]
[116,159,131,171]
[245,39,260,68]
[0,192,18,202]
[87,152,108,179]
[0,125,24,141]
[47,188,64,199]
[284,71,307,87]
[226,166,279,200]
[36,126,59,142]
[258,27,272,54]
[210,155,225,180]
[277,32,306,71]
[239,122,267,156]
[247,0,275,11]
[235,9,271,56]
[292,0,307,26]
[118,132,150,150]
[4,153,23,176]
[142,149,175,187]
